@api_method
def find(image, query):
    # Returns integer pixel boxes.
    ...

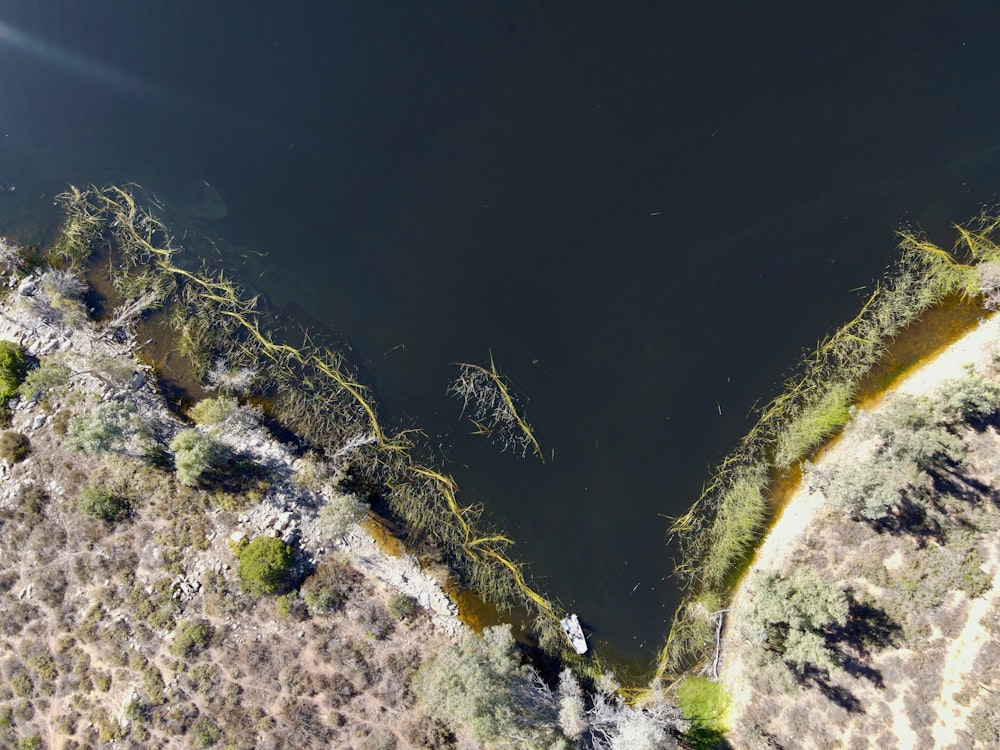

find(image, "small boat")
[560,613,588,655]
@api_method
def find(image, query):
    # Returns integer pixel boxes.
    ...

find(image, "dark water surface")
[3,2,1000,670]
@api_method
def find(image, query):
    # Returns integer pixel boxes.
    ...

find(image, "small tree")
[66,401,136,454]
[0,340,27,402]
[315,491,368,541]
[744,569,848,673]
[0,430,30,464]
[169,428,228,487]
[236,536,294,597]
[936,371,1000,424]
[411,624,564,748]
[77,484,130,522]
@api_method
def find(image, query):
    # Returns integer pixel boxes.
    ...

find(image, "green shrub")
[187,664,219,694]
[744,569,848,673]
[18,361,72,402]
[77,484,130,522]
[236,537,294,597]
[189,395,241,427]
[316,491,368,540]
[0,430,30,463]
[389,593,418,621]
[17,737,42,750]
[65,401,136,454]
[189,716,222,748]
[676,676,730,747]
[10,672,32,697]
[169,428,228,487]
[171,620,215,659]
[124,698,149,723]
[0,340,27,402]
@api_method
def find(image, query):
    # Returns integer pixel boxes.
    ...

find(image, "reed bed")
[656,215,1000,681]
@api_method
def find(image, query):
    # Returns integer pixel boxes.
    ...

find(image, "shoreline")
[4,268,470,640]
[0,216,690,746]
[726,310,999,598]
[720,310,1000,746]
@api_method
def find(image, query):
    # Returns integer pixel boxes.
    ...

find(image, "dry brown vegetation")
[0,269,462,748]
[0,387,458,749]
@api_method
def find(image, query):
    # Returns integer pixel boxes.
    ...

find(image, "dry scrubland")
[0,264,464,749]
[722,313,1000,749]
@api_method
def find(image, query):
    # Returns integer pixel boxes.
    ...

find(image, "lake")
[2,2,1000,671]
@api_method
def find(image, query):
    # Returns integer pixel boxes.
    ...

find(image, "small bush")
[189,716,222,748]
[18,361,72,402]
[316,491,368,541]
[65,401,136,454]
[236,537,294,597]
[77,484,130,522]
[169,428,228,487]
[389,593,418,621]
[171,620,215,659]
[676,676,730,744]
[0,340,27,402]
[0,430,30,463]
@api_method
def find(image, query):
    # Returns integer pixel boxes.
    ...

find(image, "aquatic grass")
[658,591,726,677]
[773,381,854,469]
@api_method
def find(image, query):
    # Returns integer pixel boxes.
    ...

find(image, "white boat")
[560,614,588,655]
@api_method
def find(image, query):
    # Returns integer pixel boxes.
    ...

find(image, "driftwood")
[711,608,731,680]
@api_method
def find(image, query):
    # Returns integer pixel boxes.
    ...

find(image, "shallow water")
[3,3,1000,672]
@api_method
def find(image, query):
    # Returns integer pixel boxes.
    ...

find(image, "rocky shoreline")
[0,266,467,640]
